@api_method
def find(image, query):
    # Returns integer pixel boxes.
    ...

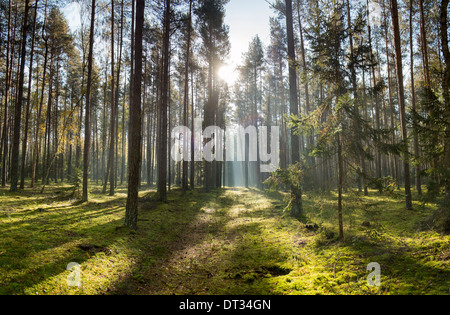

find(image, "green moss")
[0,185,448,295]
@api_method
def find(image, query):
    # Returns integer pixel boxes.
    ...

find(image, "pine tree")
[157,0,171,203]
[391,0,413,210]
[10,0,30,192]
[82,0,96,202]
[125,0,145,230]
[196,0,230,192]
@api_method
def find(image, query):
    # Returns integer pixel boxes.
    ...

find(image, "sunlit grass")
[0,184,448,295]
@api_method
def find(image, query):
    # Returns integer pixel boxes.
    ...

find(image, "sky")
[221,0,274,84]
[224,0,273,66]
[62,2,81,31]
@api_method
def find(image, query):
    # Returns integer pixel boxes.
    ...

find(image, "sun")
[218,64,237,86]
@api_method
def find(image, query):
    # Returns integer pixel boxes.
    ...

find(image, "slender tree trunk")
[121,81,126,185]
[53,61,60,183]
[182,0,193,193]
[337,130,344,240]
[158,0,171,202]
[104,0,116,196]
[285,0,300,164]
[190,69,195,190]
[391,0,413,210]
[285,0,302,215]
[297,1,315,180]
[419,0,438,185]
[32,36,49,188]
[82,0,96,202]
[410,0,422,196]
[125,0,145,230]
[440,0,450,203]
[346,0,367,195]
[20,1,38,189]
[366,0,382,184]
[1,0,13,187]
[419,0,431,89]
[382,0,399,188]
[43,49,55,186]
[117,0,125,186]
[10,0,30,191]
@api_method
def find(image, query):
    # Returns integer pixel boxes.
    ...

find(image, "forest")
[0,0,449,296]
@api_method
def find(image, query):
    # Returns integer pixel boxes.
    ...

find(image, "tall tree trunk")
[20,1,38,189]
[410,0,422,196]
[419,0,431,89]
[190,69,195,190]
[43,46,55,185]
[125,0,145,230]
[117,0,125,186]
[419,0,438,185]
[297,1,315,180]
[346,0,368,195]
[82,0,96,202]
[366,0,382,185]
[10,0,30,192]
[104,0,116,196]
[182,0,192,193]
[285,0,302,215]
[391,0,413,210]
[31,30,49,187]
[158,0,170,202]
[382,0,399,188]
[440,0,450,203]
[285,0,300,164]
[337,130,344,240]
[1,0,13,187]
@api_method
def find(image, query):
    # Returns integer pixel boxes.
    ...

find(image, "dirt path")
[114,188,292,295]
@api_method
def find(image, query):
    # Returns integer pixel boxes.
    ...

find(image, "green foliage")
[366,176,399,197]
[411,86,449,189]
[265,163,304,218]
[69,167,82,199]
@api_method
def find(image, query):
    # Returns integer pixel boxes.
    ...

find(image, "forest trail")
[113,188,298,295]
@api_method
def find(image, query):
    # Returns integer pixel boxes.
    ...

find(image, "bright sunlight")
[218,64,238,85]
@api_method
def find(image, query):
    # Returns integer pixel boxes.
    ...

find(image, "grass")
[0,182,448,295]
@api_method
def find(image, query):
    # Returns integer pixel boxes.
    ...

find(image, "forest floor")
[0,183,449,295]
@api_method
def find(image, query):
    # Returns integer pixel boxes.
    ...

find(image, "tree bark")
[391,0,413,210]
[297,1,315,175]
[20,1,38,189]
[1,0,13,187]
[158,0,171,202]
[285,0,300,164]
[10,0,30,191]
[410,0,422,196]
[104,0,116,196]
[182,0,192,193]
[82,0,96,202]
[440,0,450,203]
[125,0,145,230]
